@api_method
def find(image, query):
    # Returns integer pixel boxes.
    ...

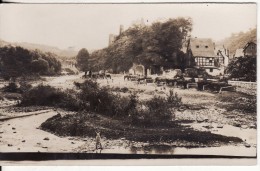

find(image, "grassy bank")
[40,112,242,146]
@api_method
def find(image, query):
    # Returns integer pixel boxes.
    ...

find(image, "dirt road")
[38,73,84,90]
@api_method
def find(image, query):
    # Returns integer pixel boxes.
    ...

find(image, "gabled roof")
[234,48,244,58]
[243,41,257,51]
[216,47,230,58]
[189,38,217,57]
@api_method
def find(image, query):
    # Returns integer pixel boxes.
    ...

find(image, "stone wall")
[228,81,257,95]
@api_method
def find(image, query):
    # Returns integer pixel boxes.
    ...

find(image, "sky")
[0,3,256,51]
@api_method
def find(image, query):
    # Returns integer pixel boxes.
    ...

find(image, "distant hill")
[0,39,78,58]
[216,28,256,57]
[0,39,10,47]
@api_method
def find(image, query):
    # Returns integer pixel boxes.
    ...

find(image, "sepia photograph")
[0,1,257,165]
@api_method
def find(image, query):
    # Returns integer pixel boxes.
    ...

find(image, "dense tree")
[89,17,193,73]
[225,56,256,82]
[31,58,49,74]
[0,46,61,79]
[76,48,90,71]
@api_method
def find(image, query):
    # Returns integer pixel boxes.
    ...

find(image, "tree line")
[75,18,256,82]
[0,46,62,80]
[76,17,193,73]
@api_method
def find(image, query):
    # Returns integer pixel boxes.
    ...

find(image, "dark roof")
[189,38,217,57]
[243,41,257,51]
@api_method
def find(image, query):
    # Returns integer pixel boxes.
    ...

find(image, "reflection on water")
[188,123,257,144]
[130,145,175,155]
[99,122,257,157]
[101,145,256,157]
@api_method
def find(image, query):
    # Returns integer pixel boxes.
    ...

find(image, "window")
[196,45,199,48]
[205,46,208,48]
[209,60,212,63]
[210,68,213,72]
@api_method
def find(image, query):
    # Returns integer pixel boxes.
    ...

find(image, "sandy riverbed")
[0,73,257,156]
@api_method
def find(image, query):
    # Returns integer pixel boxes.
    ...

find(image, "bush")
[138,90,182,126]
[167,89,182,107]
[58,89,81,111]
[64,68,76,75]
[2,79,33,93]
[78,80,183,125]
[3,82,19,93]
[226,56,256,82]
[144,96,172,121]
[20,85,80,111]
[78,79,138,117]
[78,80,113,113]
[19,80,32,93]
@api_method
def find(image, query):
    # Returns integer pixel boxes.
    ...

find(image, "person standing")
[95,131,102,150]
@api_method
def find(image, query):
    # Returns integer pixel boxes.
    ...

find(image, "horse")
[155,77,167,85]
[105,74,111,79]
[91,72,99,79]
[74,81,82,89]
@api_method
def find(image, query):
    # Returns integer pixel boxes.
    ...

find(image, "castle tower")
[109,34,116,46]
[119,25,124,35]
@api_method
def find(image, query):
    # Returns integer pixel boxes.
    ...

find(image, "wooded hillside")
[89,18,193,73]
[217,28,256,57]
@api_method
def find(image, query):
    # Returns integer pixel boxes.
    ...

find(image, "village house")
[243,41,257,57]
[234,41,257,58]
[186,37,227,76]
[216,46,230,68]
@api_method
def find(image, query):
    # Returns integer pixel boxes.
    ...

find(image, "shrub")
[58,89,81,111]
[226,56,256,82]
[19,80,32,93]
[78,80,114,114]
[78,79,139,118]
[137,89,182,126]
[167,89,182,107]
[20,85,80,111]
[78,80,183,125]
[3,79,33,93]
[3,82,19,93]
[64,68,76,75]
[79,80,117,115]
[121,87,129,93]
[144,96,172,121]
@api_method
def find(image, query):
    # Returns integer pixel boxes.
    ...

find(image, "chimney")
[213,43,215,50]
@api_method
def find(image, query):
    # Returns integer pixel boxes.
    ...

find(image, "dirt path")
[0,111,86,152]
[35,73,84,90]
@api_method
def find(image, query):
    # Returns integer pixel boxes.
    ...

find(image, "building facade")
[186,38,226,76]
[243,41,257,57]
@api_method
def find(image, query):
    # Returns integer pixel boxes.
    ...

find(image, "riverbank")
[0,73,257,156]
